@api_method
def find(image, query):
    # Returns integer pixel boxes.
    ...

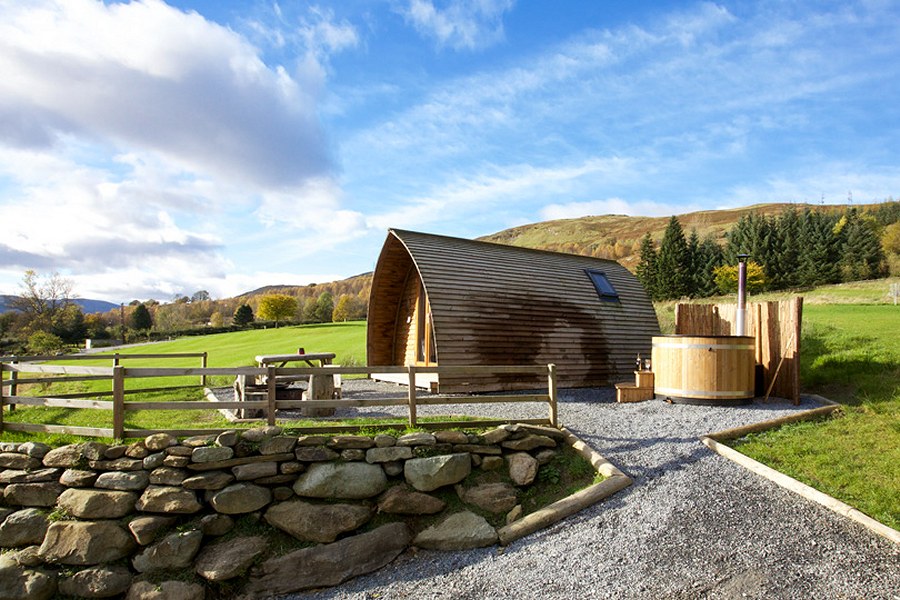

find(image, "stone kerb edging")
[700,395,900,545]
[497,427,632,545]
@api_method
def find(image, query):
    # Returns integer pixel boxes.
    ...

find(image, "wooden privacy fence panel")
[675,297,802,403]
[0,362,558,440]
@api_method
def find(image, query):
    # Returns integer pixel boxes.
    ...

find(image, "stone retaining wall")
[0,423,571,599]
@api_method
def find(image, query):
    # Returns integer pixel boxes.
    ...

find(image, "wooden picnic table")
[249,352,338,417]
[255,352,336,368]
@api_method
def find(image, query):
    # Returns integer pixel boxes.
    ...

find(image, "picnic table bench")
[232,352,339,418]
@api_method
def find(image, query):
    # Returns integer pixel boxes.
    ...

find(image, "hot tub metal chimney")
[736,253,749,336]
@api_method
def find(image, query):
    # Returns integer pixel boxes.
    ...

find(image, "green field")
[108,320,367,368]
[1,321,368,443]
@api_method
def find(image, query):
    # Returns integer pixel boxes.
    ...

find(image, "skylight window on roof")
[586,269,620,303]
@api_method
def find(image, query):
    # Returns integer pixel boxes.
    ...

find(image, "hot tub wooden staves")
[366,229,660,393]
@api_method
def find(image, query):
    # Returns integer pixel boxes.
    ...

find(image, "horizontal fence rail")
[0,353,209,407]
[1,360,558,440]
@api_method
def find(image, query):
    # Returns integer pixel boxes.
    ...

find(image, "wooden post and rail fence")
[0,357,558,440]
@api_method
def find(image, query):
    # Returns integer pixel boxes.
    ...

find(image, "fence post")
[547,363,558,428]
[200,352,208,387]
[0,363,5,434]
[407,365,417,428]
[8,358,17,412]
[113,365,125,441]
[266,366,277,427]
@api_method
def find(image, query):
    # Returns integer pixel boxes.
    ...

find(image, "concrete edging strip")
[702,396,899,545]
[496,427,632,546]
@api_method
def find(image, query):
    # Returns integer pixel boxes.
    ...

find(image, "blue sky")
[2,0,899,302]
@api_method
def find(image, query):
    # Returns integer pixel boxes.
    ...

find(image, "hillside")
[236,272,374,307]
[478,202,880,270]
[242,201,891,301]
[0,295,118,315]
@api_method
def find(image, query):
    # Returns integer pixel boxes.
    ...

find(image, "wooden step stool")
[615,370,655,403]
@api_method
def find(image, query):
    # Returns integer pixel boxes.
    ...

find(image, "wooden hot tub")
[651,335,755,405]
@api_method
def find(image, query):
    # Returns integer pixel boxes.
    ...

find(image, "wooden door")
[416,283,436,365]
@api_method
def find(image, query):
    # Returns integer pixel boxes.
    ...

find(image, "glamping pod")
[367,229,660,393]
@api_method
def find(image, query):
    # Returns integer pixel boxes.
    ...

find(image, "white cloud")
[298,6,360,56]
[400,0,515,50]
[720,163,900,208]
[254,177,370,250]
[0,0,369,301]
[0,144,231,299]
[367,157,636,231]
[0,0,331,187]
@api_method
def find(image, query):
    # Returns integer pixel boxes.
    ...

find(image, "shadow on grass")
[801,330,899,408]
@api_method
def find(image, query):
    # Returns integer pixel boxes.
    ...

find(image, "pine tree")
[769,207,801,290]
[686,230,701,297]
[130,303,153,331]
[695,236,724,297]
[655,216,690,300]
[840,209,887,280]
[233,303,254,327]
[635,233,659,300]
[797,210,841,286]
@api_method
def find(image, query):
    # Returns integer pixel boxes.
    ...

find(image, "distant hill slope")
[0,296,118,315]
[237,272,374,304]
[478,202,874,269]
[237,202,880,300]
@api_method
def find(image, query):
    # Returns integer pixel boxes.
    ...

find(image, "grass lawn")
[93,320,367,368]
[1,321,368,443]
[732,304,900,530]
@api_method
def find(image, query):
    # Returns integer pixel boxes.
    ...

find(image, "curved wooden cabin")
[367,229,660,392]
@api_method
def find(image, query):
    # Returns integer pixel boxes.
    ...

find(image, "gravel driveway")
[289,385,899,600]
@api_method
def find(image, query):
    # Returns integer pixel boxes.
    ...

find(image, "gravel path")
[285,384,899,600]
